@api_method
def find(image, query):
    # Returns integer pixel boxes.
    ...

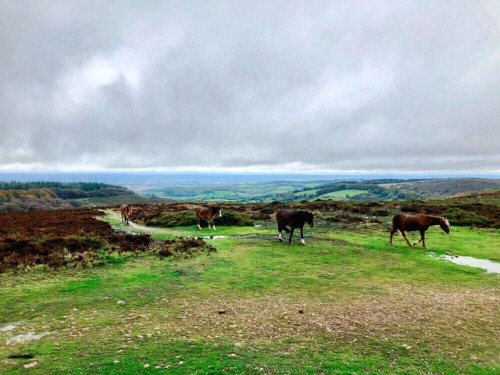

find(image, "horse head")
[212,207,222,218]
[307,212,314,227]
[440,217,450,233]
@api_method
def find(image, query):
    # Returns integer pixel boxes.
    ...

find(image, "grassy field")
[316,190,368,200]
[1,214,499,374]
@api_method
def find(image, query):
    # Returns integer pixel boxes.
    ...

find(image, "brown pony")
[120,204,133,225]
[276,209,314,245]
[389,213,450,249]
[195,206,222,230]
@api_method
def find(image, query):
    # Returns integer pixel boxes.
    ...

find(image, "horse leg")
[278,225,283,242]
[389,228,397,245]
[212,219,216,231]
[413,236,423,246]
[288,228,294,244]
[401,231,412,247]
[197,217,202,230]
[421,230,427,249]
[300,227,305,245]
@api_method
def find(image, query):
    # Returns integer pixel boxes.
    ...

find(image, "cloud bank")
[1,1,498,173]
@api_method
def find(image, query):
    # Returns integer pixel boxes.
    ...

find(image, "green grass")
[1,214,499,374]
[317,189,368,200]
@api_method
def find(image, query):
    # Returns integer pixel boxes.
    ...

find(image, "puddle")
[6,331,49,345]
[429,253,500,274]
[111,225,144,236]
[199,234,265,240]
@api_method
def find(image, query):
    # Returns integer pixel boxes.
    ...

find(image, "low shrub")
[215,211,254,226]
[149,210,253,227]
[148,211,197,227]
[443,208,490,227]
[153,238,216,258]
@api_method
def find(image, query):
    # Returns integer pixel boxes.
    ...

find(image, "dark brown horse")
[120,204,133,225]
[276,209,314,245]
[389,213,450,249]
[195,206,222,230]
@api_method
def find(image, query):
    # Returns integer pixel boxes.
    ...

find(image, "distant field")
[316,189,368,200]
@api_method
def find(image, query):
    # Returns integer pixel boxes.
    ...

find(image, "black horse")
[276,209,314,245]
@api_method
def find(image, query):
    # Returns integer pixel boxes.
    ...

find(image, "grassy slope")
[317,189,368,200]
[0,217,499,374]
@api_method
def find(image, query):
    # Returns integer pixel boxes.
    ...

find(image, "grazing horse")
[120,204,133,225]
[389,213,450,249]
[195,206,222,230]
[276,209,314,245]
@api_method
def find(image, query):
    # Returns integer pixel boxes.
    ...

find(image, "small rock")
[0,324,17,332]
[218,310,226,314]
[114,360,120,364]
[298,309,304,314]
[143,364,150,368]
[24,361,38,368]
[117,300,126,305]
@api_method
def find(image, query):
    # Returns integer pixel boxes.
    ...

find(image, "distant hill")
[2,178,498,209]
[0,181,168,212]
[300,178,500,202]
[143,177,499,203]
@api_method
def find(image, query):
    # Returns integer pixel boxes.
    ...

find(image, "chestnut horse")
[195,206,222,230]
[120,204,133,225]
[276,209,314,245]
[389,213,450,249]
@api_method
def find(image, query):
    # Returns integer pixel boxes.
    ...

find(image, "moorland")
[0,178,499,374]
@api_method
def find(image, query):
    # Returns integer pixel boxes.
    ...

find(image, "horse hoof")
[278,239,283,242]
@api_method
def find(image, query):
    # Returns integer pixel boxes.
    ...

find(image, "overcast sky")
[0,1,498,174]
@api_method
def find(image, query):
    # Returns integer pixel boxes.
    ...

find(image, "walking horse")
[389,213,450,249]
[120,204,133,225]
[195,206,222,230]
[276,209,314,245]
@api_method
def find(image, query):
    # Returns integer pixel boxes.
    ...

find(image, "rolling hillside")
[0,182,167,212]
[141,178,500,203]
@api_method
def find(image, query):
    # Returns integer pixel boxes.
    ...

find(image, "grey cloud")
[0,0,498,172]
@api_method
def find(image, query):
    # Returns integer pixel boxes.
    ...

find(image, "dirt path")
[100,209,168,235]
